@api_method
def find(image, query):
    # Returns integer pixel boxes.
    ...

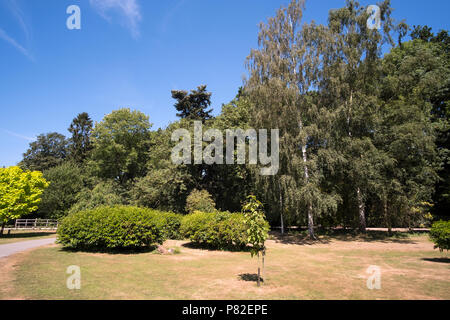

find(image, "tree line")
[17,0,448,238]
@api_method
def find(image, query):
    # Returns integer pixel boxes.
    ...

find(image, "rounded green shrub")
[57,206,164,250]
[180,211,247,250]
[185,189,216,214]
[429,220,450,252]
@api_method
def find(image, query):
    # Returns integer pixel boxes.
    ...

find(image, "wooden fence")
[14,219,59,230]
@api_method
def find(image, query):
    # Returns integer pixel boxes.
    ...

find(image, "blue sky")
[1,0,449,167]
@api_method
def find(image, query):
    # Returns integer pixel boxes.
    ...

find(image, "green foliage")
[130,123,194,213]
[0,167,49,227]
[38,162,84,219]
[68,112,93,164]
[245,0,343,237]
[152,211,184,240]
[180,211,248,250]
[377,36,446,227]
[429,220,450,252]
[90,108,152,184]
[57,206,164,250]
[211,96,255,212]
[242,195,270,257]
[68,180,124,214]
[185,189,216,214]
[171,85,213,121]
[20,133,68,172]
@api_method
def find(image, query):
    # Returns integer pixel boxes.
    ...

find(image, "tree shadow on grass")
[271,233,331,246]
[270,229,420,246]
[238,273,264,283]
[58,244,158,255]
[421,257,450,264]
[0,232,56,239]
[181,241,251,253]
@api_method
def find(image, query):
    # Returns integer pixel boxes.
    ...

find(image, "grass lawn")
[0,232,448,300]
[0,230,57,245]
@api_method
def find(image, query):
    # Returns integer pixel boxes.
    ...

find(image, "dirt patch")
[0,253,27,300]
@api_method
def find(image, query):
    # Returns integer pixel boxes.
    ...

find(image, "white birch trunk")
[300,120,314,239]
[357,187,366,232]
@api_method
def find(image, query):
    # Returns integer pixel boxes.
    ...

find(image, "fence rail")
[14,219,59,230]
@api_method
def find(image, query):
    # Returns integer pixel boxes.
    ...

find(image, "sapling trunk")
[257,267,261,287]
[262,248,266,285]
[257,252,261,287]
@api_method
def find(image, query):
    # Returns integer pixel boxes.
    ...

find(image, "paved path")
[0,238,57,259]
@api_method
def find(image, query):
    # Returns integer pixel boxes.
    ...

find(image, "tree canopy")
[0,166,49,233]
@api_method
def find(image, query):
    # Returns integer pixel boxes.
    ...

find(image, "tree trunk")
[348,91,366,234]
[307,205,315,239]
[279,186,284,235]
[303,145,315,239]
[383,197,392,235]
[262,248,266,285]
[357,188,366,233]
[1,222,5,236]
[299,120,315,239]
[257,252,261,287]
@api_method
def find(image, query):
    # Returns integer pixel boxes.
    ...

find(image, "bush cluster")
[429,220,450,252]
[57,206,171,250]
[57,205,251,251]
[180,211,248,250]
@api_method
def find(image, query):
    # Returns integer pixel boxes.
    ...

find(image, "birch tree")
[246,0,339,238]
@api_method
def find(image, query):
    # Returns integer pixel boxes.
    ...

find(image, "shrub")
[57,206,164,250]
[429,220,450,252]
[185,189,216,214]
[152,211,184,240]
[180,211,247,249]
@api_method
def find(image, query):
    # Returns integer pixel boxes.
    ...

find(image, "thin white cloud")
[0,27,34,61]
[5,0,31,42]
[0,0,33,60]
[90,0,142,39]
[2,129,36,142]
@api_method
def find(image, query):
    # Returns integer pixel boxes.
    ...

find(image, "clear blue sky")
[1,0,449,167]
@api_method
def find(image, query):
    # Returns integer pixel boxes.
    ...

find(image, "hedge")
[180,211,248,250]
[429,220,450,252]
[57,206,166,250]
[152,211,184,240]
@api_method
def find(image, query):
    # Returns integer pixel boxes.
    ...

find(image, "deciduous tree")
[90,108,152,185]
[20,132,68,172]
[0,166,49,234]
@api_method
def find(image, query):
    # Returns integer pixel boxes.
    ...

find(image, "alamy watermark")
[367,5,381,30]
[66,265,81,290]
[66,5,81,30]
[366,265,381,290]
[171,121,279,176]
[64,4,382,32]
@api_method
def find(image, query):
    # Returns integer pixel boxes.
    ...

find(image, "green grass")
[2,234,449,300]
[0,230,56,245]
